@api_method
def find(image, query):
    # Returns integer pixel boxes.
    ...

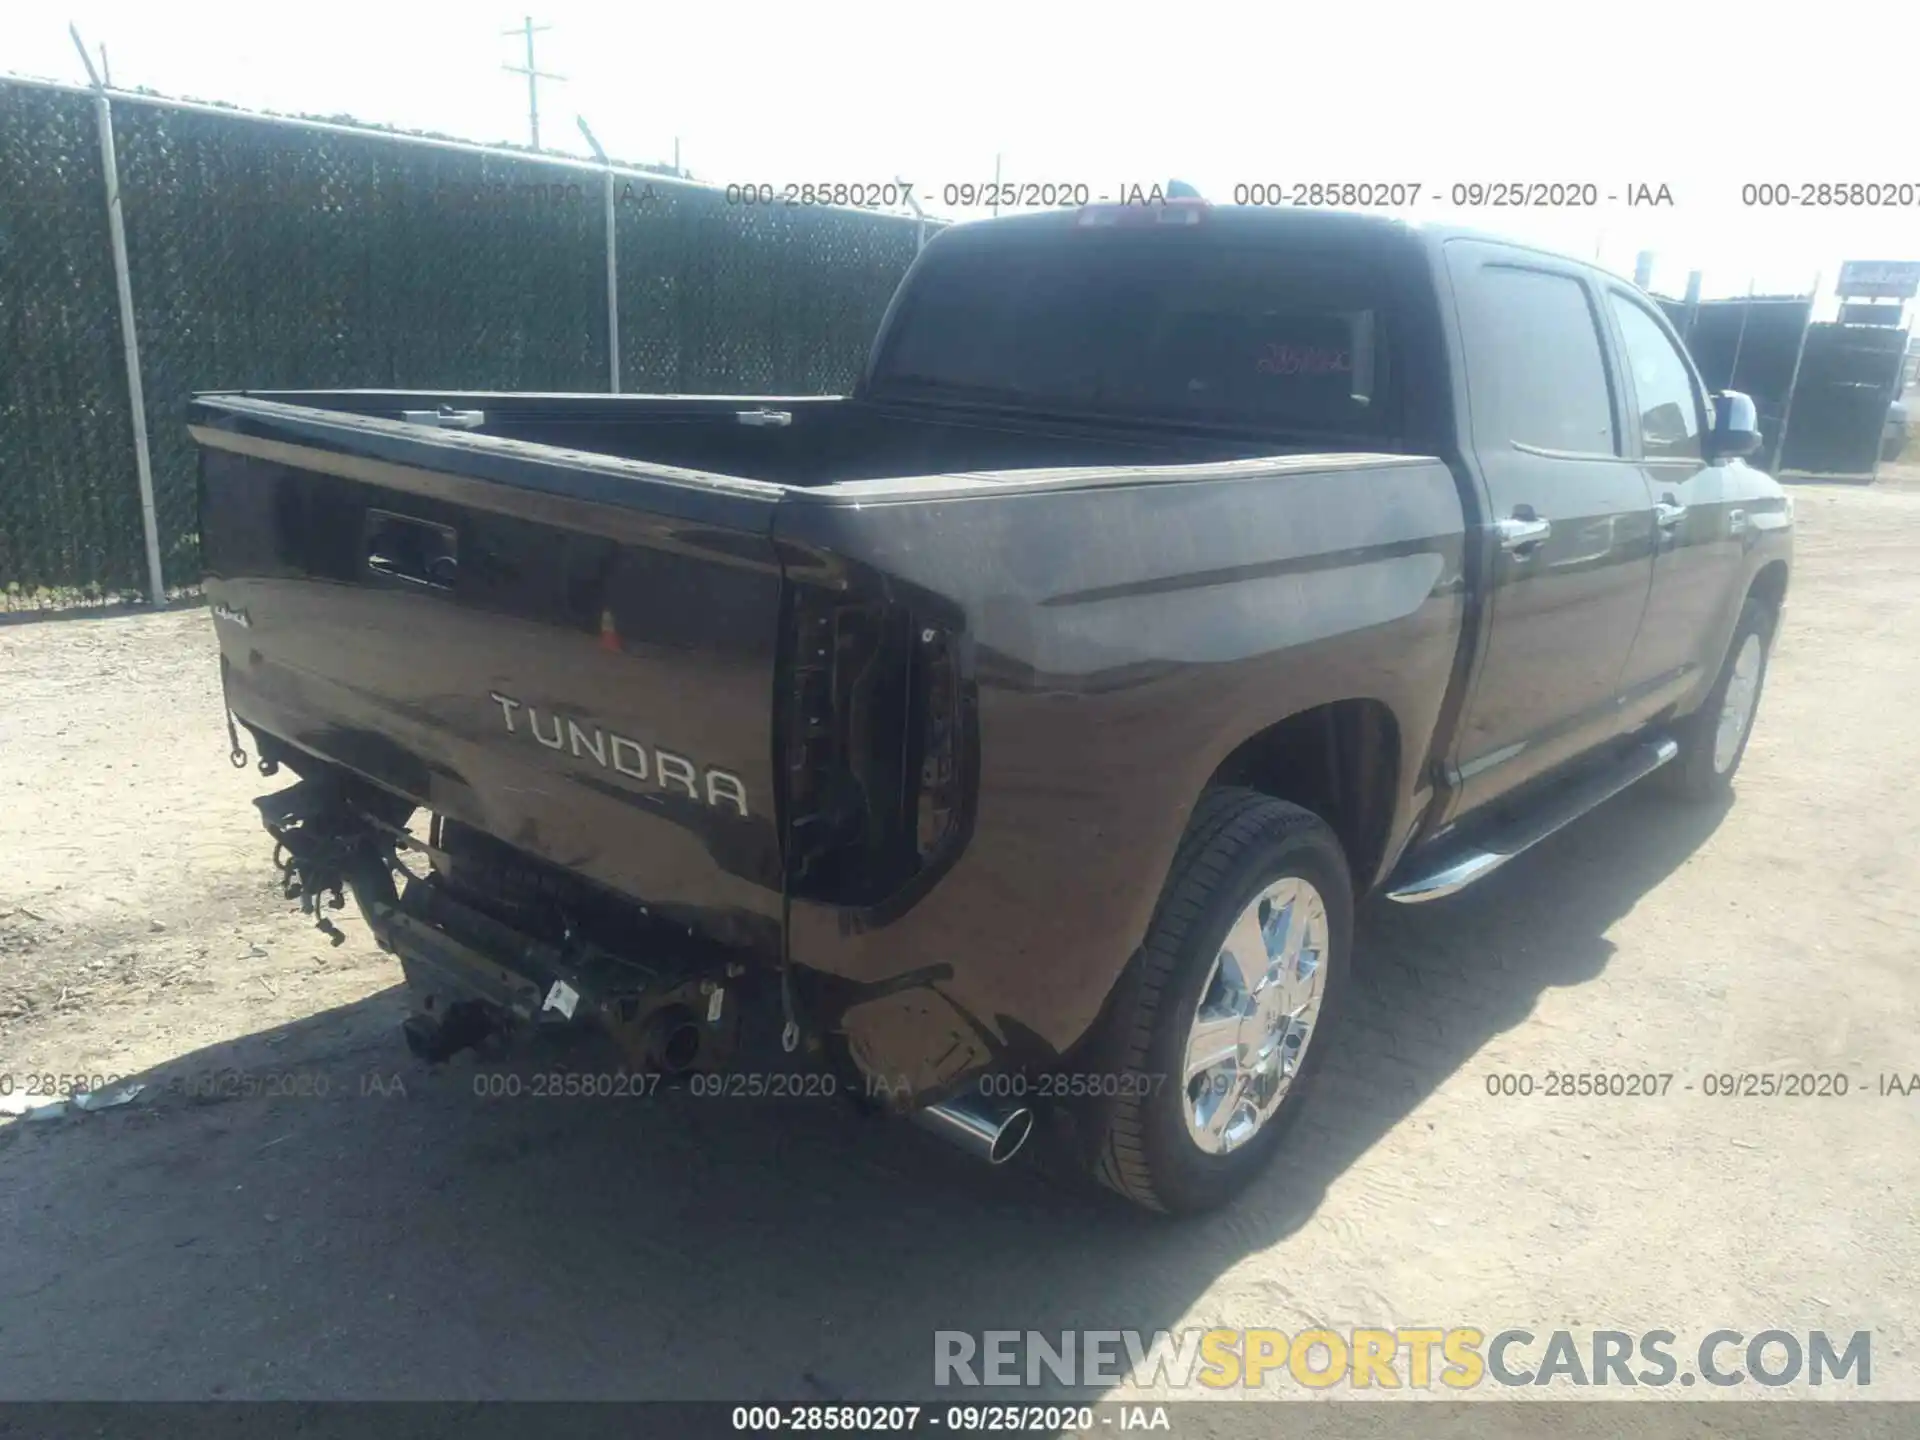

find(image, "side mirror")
[1709,390,1763,460]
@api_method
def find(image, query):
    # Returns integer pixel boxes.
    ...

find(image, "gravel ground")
[2,474,1917,1418]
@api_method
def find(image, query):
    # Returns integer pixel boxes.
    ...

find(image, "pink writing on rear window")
[1256,344,1352,376]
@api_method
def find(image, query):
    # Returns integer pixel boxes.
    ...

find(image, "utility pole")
[1728,277,1757,386]
[899,176,927,252]
[1774,270,1821,474]
[577,116,620,394]
[502,17,562,150]
[70,23,164,608]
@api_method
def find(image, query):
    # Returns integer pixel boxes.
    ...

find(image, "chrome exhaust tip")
[912,1093,1035,1165]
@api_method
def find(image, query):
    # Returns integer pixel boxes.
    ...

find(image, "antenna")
[502,17,563,150]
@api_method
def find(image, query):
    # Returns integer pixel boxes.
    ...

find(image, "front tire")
[1662,597,1775,802]
[1085,788,1352,1215]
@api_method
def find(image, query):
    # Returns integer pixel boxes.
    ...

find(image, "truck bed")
[225,388,1326,487]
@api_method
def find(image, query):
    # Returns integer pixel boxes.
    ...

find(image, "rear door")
[193,396,788,944]
[1601,287,1746,716]
[1439,242,1658,819]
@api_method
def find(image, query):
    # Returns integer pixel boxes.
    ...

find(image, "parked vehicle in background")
[1885,398,1910,461]
[189,202,1793,1213]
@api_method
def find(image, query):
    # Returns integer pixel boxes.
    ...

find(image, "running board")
[1385,736,1679,903]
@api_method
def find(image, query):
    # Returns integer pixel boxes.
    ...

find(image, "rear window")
[868,226,1399,436]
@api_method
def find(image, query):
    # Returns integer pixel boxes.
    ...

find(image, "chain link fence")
[0,83,147,608]
[616,184,918,395]
[0,77,924,613]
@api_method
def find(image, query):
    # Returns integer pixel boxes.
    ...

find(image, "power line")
[501,16,563,150]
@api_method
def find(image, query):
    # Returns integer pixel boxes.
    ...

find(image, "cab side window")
[1607,294,1704,460]
[1454,262,1617,457]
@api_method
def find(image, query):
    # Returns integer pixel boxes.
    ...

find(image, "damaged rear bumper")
[254,775,743,1073]
[248,772,1035,1164]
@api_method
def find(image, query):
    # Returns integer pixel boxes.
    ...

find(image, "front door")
[1603,288,1747,719]
[1440,242,1658,821]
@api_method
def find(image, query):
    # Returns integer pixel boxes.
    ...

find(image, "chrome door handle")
[1654,502,1688,529]
[1495,515,1552,552]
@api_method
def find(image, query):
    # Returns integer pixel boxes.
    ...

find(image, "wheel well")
[1204,700,1400,888]
[1749,559,1789,619]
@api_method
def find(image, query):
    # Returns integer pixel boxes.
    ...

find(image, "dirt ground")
[2,473,1918,1418]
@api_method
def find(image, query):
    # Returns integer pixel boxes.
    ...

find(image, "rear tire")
[1661,597,1774,802]
[1084,788,1352,1215]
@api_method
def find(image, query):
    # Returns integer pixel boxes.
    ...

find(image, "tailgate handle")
[365,510,458,591]
[736,407,793,428]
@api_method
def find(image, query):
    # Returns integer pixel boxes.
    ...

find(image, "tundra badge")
[488,691,748,817]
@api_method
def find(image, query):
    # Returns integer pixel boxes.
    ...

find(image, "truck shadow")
[0,787,1728,1401]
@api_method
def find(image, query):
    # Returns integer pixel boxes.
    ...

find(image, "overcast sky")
[8,0,1917,312]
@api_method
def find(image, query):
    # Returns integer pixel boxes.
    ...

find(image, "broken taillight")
[778,582,975,910]
[913,622,968,862]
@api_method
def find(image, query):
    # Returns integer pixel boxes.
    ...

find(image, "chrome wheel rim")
[1712,632,1764,774]
[1181,876,1329,1155]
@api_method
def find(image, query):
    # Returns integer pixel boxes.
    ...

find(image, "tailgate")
[192,396,788,944]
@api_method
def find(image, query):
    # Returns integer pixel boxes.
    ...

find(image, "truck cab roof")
[930,202,1636,290]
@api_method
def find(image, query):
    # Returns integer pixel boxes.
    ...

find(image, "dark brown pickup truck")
[191,202,1792,1213]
